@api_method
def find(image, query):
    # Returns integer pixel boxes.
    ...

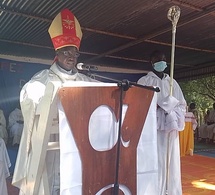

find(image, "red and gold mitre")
[48,9,82,50]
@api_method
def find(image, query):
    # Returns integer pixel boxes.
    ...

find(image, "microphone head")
[76,63,84,70]
[76,63,98,71]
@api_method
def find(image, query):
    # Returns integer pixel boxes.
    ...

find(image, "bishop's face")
[56,46,80,71]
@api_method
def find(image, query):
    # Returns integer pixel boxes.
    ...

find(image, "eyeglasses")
[58,50,80,58]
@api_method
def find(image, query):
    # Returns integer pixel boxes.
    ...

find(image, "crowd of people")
[185,102,215,144]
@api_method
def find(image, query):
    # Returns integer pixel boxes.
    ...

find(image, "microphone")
[76,63,98,71]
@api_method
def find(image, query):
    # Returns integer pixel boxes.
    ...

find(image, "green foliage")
[179,76,215,124]
[179,76,215,113]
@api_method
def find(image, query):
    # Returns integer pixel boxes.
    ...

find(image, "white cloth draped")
[157,95,184,132]
[58,89,158,195]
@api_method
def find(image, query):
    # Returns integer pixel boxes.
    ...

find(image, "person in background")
[204,110,210,123]
[0,109,8,144]
[188,103,198,122]
[188,102,199,139]
[212,124,215,144]
[206,103,215,144]
[12,8,96,195]
[8,104,24,146]
[179,110,197,156]
[137,50,186,195]
[199,109,210,143]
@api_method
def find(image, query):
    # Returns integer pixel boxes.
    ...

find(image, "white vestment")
[8,108,24,145]
[138,71,186,195]
[12,63,96,195]
[0,137,11,195]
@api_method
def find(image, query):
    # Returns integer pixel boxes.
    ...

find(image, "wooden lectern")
[26,81,154,195]
[58,84,154,194]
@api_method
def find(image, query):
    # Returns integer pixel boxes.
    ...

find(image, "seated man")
[8,105,24,145]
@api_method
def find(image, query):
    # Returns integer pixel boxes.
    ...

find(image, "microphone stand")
[80,70,159,194]
[83,70,160,93]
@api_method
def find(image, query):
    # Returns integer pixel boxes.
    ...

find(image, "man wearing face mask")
[137,50,186,195]
[12,8,97,195]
